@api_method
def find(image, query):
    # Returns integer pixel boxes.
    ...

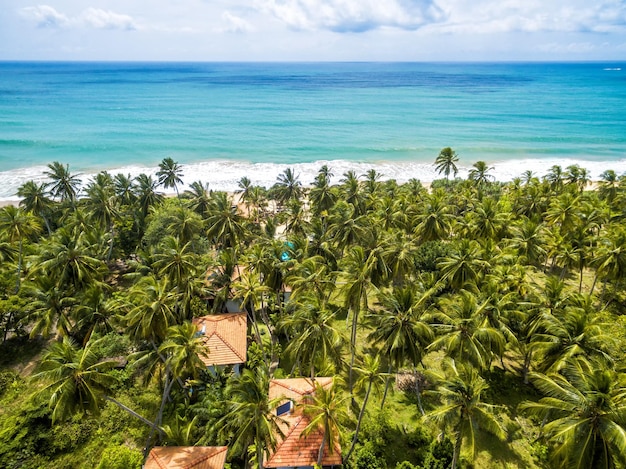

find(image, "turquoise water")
[0,62,625,198]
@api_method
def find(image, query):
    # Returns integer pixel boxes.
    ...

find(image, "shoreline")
[0,156,623,204]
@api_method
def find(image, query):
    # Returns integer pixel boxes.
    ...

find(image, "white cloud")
[430,0,626,34]
[79,8,137,30]
[19,4,137,30]
[220,11,254,33]
[256,0,446,32]
[19,5,69,28]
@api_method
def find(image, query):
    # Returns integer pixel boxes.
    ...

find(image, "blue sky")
[2,0,626,61]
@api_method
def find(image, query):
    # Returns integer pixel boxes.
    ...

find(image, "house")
[144,446,228,469]
[264,377,342,469]
[192,313,247,374]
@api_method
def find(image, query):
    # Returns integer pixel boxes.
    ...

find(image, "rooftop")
[191,313,247,366]
[264,377,341,468]
[144,446,228,469]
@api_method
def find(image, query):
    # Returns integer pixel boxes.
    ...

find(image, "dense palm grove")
[1,152,626,469]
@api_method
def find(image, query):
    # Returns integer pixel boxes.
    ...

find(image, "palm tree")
[33,337,162,431]
[159,322,208,381]
[84,174,120,261]
[27,275,76,338]
[17,180,54,234]
[339,245,381,392]
[281,296,345,378]
[468,161,494,186]
[429,291,506,371]
[33,227,105,292]
[521,361,626,469]
[274,167,303,206]
[424,360,506,469]
[301,379,349,467]
[0,205,42,292]
[434,147,459,182]
[133,173,164,220]
[157,157,184,197]
[124,275,179,344]
[346,354,389,460]
[44,161,81,203]
[182,180,212,216]
[218,366,284,469]
[236,176,253,216]
[153,236,198,290]
[368,285,435,411]
[530,303,614,373]
[206,191,246,249]
[413,189,452,243]
[113,173,136,206]
[438,239,488,291]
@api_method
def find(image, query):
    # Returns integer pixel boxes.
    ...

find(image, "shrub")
[96,445,143,469]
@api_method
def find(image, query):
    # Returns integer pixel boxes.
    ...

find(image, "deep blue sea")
[1,61,625,199]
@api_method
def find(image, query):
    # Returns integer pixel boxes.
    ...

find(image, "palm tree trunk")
[414,368,425,416]
[104,396,163,433]
[380,364,393,410]
[590,271,600,296]
[579,265,584,293]
[15,239,22,293]
[346,379,372,461]
[451,426,463,469]
[317,429,326,467]
[145,368,176,455]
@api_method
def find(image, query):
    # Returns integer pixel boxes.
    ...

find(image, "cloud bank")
[256,0,446,32]
[20,4,137,30]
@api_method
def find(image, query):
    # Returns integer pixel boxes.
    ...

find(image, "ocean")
[0,61,625,200]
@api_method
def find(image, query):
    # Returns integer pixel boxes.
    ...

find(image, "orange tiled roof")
[192,313,247,366]
[268,377,333,402]
[264,378,341,468]
[145,446,227,469]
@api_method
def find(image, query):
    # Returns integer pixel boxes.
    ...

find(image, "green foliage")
[414,241,451,272]
[96,445,143,469]
[0,370,19,396]
[347,440,387,469]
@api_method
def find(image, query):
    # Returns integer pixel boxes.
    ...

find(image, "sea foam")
[2,157,626,201]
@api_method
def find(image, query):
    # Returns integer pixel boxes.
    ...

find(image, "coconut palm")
[368,285,435,411]
[468,160,494,186]
[33,337,162,431]
[113,173,136,206]
[429,291,506,371]
[0,205,42,292]
[157,157,184,197]
[27,274,76,338]
[159,322,208,381]
[206,191,246,249]
[438,239,489,291]
[530,303,614,373]
[152,236,198,291]
[133,173,164,220]
[84,174,120,261]
[218,366,284,469]
[274,167,303,206]
[125,275,179,344]
[424,360,506,469]
[282,296,345,378]
[521,361,626,469]
[301,379,349,467]
[345,354,388,460]
[44,161,81,203]
[413,189,452,243]
[434,147,459,182]
[33,227,105,292]
[17,180,54,234]
[182,180,212,216]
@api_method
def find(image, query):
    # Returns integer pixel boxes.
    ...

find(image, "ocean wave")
[1,158,626,200]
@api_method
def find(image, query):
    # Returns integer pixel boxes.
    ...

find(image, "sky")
[1,0,626,61]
